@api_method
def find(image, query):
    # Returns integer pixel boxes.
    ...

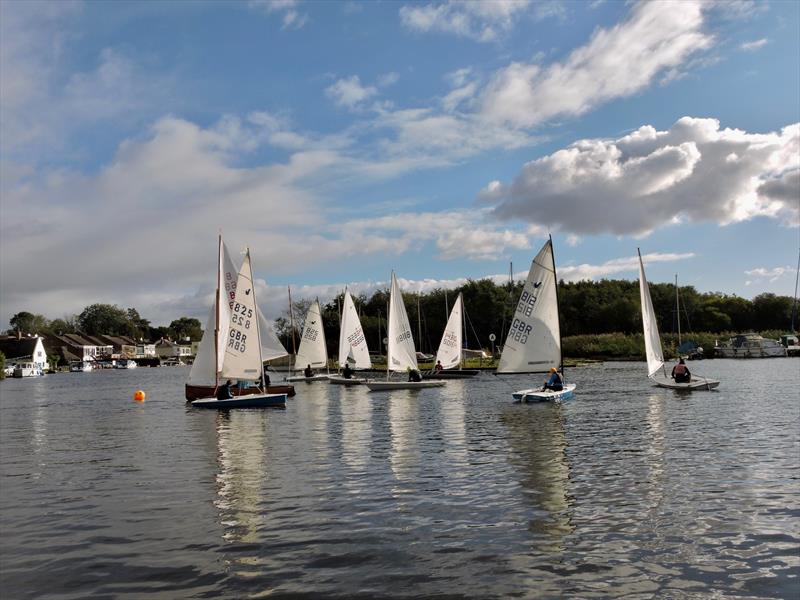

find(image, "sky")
[1,0,798,327]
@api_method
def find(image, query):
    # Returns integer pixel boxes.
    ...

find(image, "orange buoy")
[133,390,146,402]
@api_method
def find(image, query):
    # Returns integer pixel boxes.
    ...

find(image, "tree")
[48,316,78,335]
[9,312,48,335]
[169,317,203,341]
[77,304,135,336]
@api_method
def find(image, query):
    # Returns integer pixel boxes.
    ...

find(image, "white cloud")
[399,0,534,42]
[248,0,308,29]
[325,75,378,109]
[743,266,794,283]
[480,1,712,128]
[486,117,800,235]
[559,252,695,282]
[740,38,768,51]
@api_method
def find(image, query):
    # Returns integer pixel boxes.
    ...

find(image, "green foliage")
[168,317,203,341]
[77,304,137,336]
[9,312,48,335]
[0,350,5,380]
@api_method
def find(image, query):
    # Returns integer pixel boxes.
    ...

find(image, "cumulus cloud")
[743,266,794,283]
[326,75,378,109]
[480,1,712,128]
[485,117,800,235]
[399,0,534,42]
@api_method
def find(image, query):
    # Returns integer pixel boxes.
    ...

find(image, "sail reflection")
[645,394,666,513]
[339,388,372,473]
[501,403,574,552]
[389,393,420,486]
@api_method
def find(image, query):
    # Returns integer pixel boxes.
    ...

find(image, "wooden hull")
[185,383,295,401]
[422,369,479,379]
[513,383,576,403]
[651,375,720,390]
[191,393,287,409]
[365,380,446,391]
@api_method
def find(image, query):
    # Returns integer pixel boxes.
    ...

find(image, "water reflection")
[501,403,574,552]
[389,393,420,486]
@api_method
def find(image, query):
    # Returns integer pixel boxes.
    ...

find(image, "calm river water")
[1,359,798,599]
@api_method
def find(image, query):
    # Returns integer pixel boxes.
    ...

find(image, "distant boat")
[496,237,576,402]
[638,250,720,390]
[186,237,288,409]
[69,361,93,373]
[14,362,45,377]
[286,299,331,382]
[115,359,137,369]
[366,272,445,392]
[329,289,371,385]
[714,333,787,358]
[423,292,479,379]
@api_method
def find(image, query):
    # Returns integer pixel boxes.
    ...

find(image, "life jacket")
[674,364,688,375]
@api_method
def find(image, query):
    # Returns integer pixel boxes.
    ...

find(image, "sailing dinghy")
[496,237,576,402]
[637,250,720,390]
[365,273,446,391]
[190,244,288,409]
[423,292,479,379]
[287,299,331,382]
[329,289,371,385]
[186,237,294,401]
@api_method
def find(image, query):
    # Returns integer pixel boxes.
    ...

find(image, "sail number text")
[510,318,532,344]
[517,288,539,318]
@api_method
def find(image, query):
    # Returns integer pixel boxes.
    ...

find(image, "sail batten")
[497,240,561,374]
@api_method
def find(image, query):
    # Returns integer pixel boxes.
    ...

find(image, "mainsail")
[497,239,561,374]
[295,299,328,369]
[338,290,371,369]
[435,292,463,370]
[387,272,418,373]
[222,250,263,381]
[638,250,665,378]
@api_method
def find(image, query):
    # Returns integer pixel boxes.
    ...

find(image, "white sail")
[295,299,328,369]
[338,290,371,369]
[387,272,418,373]
[436,292,463,370]
[638,251,665,377]
[258,306,289,362]
[188,238,238,387]
[497,240,561,374]
[221,251,263,381]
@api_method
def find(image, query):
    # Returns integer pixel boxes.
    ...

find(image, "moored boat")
[714,333,787,358]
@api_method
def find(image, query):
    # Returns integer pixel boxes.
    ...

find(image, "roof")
[0,336,41,360]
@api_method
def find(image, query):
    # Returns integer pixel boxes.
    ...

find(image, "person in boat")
[304,364,313,378]
[408,368,422,382]
[542,367,563,392]
[435,360,443,372]
[261,369,271,388]
[342,363,353,379]
[671,358,691,383]
[216,380,234,400]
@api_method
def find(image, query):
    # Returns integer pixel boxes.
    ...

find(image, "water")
[1,360,798,599]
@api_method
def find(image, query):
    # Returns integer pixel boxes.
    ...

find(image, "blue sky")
[1,0,798,326]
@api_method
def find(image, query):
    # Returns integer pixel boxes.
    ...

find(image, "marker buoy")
[133,390,146,402]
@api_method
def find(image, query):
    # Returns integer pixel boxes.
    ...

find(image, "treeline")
[274,279,796,359]
[6,280,796,358]
[6,305,202,342]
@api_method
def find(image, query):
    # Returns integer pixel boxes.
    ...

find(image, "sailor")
[435,360,443,372]
[671,358,691,383]
[216,380,234,400]
[542,367,563,392]
[408,367,422,382]
[304,364,313,378]
[342,363,353,379]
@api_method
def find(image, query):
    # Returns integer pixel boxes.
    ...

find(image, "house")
[0,335,48,371]
[44,333,112,363]
[155,338,193,359]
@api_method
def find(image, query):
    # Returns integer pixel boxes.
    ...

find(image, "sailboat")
[496,237,576,402]
[637,249,720,390]
[423,292,479,379]
[286,299,331,382]
[186,237,295,401]
[329,289,372,385]
[189,242,289,408]
[365,272,446,391]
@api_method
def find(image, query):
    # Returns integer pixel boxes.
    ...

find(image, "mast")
[550,235,565,380]
[317,297,330,375]
[675,274,681,347]
[214,234,222,389]
[417,292,422,354]
[288,285,297,374]
[460,292,465,370]
[248,248,266,390]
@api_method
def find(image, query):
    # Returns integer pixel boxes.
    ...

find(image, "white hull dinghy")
[368,271,446,392]
[496,237,575,402]
[286,373,331,382]
[638,249,720,391]
[328,375,367,386]
[288,298,331,382]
